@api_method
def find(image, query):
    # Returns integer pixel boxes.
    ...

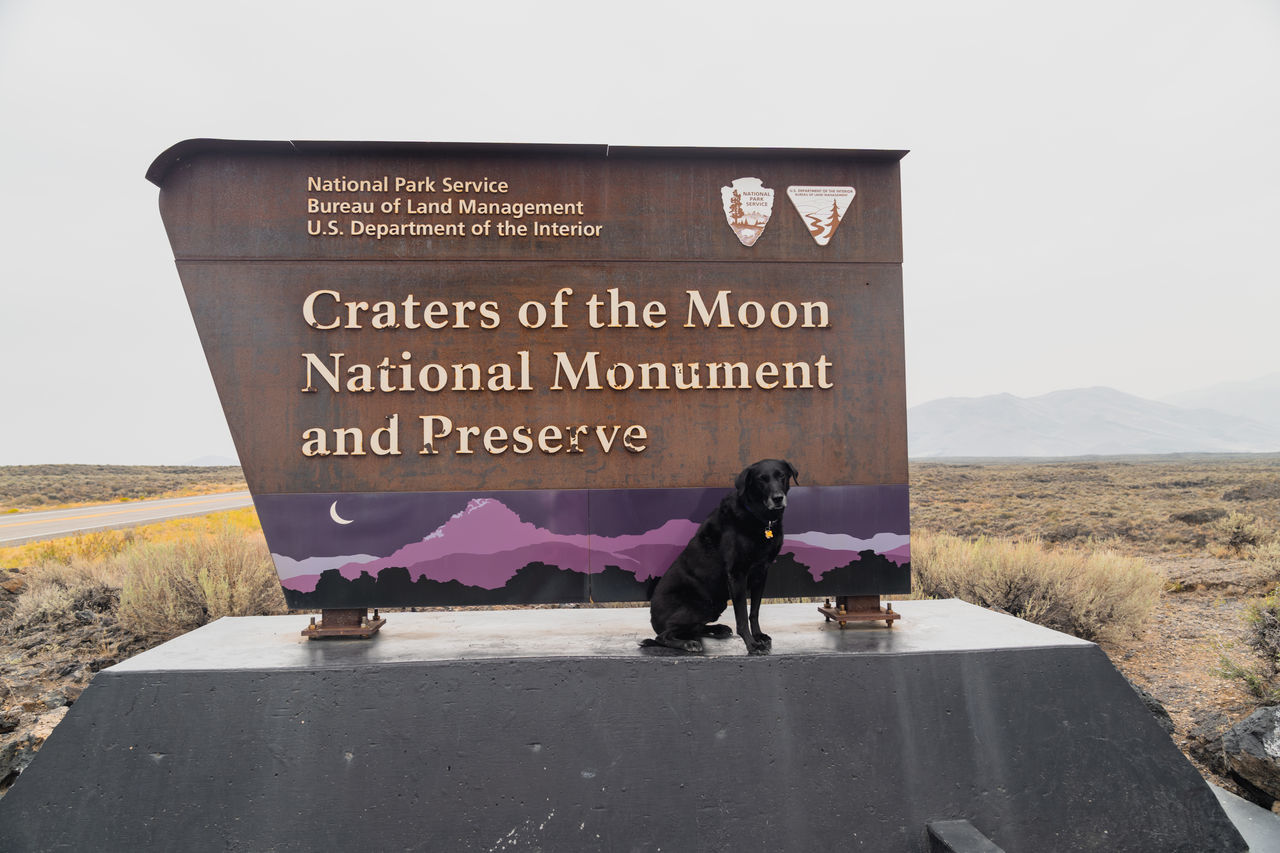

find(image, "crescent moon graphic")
[329,501,353,525]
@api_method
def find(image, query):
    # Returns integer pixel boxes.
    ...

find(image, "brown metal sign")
[148,141,910,608]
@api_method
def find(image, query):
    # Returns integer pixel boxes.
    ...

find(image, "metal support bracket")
[818,594,901,628]
[301,608,385,639]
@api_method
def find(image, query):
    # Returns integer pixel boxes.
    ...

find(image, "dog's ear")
[735,465,751,495]
[784,461,799,486]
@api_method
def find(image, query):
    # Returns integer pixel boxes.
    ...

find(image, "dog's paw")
[746,643,770,656]
[682,638,705,653]
[754,632,772,649]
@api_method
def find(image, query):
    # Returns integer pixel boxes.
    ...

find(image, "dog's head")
[735,459,799,520]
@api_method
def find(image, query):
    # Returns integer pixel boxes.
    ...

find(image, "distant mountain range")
[909,377,1280,458]
[1160,373,1280,431]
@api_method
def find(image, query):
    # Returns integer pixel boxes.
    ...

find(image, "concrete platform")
[110,598,1091,670]
[0,600,1248,852]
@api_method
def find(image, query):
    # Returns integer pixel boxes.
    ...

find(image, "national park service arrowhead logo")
[787,185,856,246]
[721,177,774,247]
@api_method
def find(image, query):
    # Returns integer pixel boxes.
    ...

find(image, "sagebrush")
[11,522,284,641]
[9,559,123,626]
[1215,511,1269,555]
[911,530,1162,642]
[1216,587,1280,701]
[1231,587,1280,699]
[117,526,286,638]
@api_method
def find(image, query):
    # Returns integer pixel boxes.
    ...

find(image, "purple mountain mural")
[326,499,592,588]
[277,496,910,593]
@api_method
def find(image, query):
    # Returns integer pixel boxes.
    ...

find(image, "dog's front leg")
[729,574,766,655]
[748,572,771,650]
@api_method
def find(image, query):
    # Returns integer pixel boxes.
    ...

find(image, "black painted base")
[0,602,1246,852]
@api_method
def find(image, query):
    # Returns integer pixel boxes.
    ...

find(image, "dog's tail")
[638,638,661,648]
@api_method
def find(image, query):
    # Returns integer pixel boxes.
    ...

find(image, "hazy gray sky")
[1,0,1276,464]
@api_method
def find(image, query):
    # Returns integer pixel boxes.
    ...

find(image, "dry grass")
[0,507,262,569]
[9,556,126,627]
[11,580,77,627]
[908,456,1279,643]
[117,526,285,639]
[1253,540,1280,576]
[6,510,284,641]
[911,530,1163,642]
[1215,540,1280,699]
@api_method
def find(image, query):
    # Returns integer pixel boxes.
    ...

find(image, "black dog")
[643,459,798,655]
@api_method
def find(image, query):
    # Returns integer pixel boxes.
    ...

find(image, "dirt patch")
[1099,555,1277,799]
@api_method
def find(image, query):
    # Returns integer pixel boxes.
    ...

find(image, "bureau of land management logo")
[787,185,856,246]
[721,177,775,247]
[721,179,857,247]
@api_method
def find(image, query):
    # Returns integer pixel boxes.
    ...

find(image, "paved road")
[0,491,255,546]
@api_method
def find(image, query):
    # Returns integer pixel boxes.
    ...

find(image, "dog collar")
[765,521,775,539]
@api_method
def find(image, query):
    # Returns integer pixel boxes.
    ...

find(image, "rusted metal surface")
[148,142,907,268]
[150,142,908,497]
[174,259,906,495]
[301,608,385,639]
[153,148,905,263]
